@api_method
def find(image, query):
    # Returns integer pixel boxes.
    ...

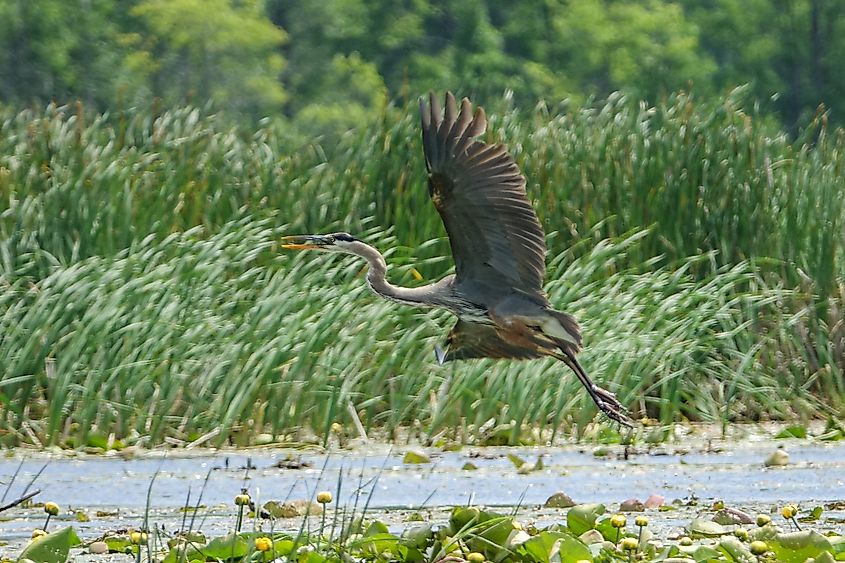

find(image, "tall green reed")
[1,90,843,445]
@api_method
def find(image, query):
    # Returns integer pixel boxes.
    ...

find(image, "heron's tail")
[548,309,583,353]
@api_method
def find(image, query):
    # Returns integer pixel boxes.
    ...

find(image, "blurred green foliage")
[1,0,844,130]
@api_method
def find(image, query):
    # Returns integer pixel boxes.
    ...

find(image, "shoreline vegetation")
[1,91,844,449]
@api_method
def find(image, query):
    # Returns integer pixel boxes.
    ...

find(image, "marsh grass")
[1,91,843,446]
[0,219,835,447]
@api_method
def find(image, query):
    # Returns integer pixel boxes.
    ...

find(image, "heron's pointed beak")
[281,235,328,250]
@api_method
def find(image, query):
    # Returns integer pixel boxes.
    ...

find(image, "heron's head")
[281,232,363,254]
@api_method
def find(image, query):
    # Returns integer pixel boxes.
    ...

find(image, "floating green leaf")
[203,532,250,559]
[566,504,606,536]
[521,531,592,563]
[766,530,833,563]
[403,450,430,464]
[718,536,756,563]
[17,527,81,563]
[775,426,807,439]
[687,518,728,537]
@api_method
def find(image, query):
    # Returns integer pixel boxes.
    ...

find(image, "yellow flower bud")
[255,536,272,552]
[316,491,333,504]
[781,504,798,519]
[31,529,47,540]
[467,552,485,563]
[734,528,749,541]
[330,422,342,433]
[620,537,638,551]
[755,514,771,527]
[679,536,693,546]
[234,493,251,506]
[44,502,60,516]
[610,514,627,528]
[750,540,768,555]
[130,531,148,544]
[634,515,649,527]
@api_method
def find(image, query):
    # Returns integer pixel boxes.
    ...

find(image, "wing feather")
[419,92,547,295]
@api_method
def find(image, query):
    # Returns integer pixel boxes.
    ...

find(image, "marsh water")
[2,431,845,560]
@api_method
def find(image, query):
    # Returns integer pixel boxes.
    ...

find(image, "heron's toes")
[593,387,633,427]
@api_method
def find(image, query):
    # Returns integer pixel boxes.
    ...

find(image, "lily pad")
[687,518,728,537]
[566,503,606,536]
[619,498,645,512]
[713,507,754,525]
[521,531,592,563]
[263,499,322,518]
[18,527,81,563]
[403,450,430,464]
[203,532,250,559]
[798,505,824,522]
[544,492,576,508]
[718,536,755,562]
[767,530,833,563]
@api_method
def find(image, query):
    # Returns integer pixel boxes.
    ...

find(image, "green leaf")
[775,425,807,439]
[351,532,402,557]
[103,533,133,554]
[566,504,605,536]
[450,506,482,531]
[691,545,722,562]
[403,450,430,464]
[798,506,824,522]
[203,532,250,559]
[718,536,755,562]
[767,530,833,563]
[687,518,727,537]
[507,453,527,468]
[401,524,433,549]
[17,527,81,563]
[161,542,206,563]
[365,520,390,536]
[521,531,592,563]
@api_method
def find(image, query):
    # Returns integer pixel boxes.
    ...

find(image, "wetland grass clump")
[1,91,844,446]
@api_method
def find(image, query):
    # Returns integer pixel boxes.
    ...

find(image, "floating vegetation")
[5,501,845,562]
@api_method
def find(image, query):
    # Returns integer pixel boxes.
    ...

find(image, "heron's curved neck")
[355,243,438,306]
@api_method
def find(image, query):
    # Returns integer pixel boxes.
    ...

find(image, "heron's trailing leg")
[556,351,632,427]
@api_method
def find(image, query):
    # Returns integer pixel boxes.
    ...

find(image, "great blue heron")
[282,92,631,426]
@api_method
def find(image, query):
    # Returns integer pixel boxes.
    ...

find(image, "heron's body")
[283,92,631,425]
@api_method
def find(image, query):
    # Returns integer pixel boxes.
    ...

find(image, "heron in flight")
[282,92,631,426]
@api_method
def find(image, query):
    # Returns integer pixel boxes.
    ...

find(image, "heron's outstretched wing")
[420,92,546,296]
[443,320,543,362]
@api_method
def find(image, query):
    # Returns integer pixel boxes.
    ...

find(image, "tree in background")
[1,0,845,130]
[0,0,125,107]
[126,0,286,114]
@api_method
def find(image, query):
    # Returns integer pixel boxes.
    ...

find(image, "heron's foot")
[591,386,633,427]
